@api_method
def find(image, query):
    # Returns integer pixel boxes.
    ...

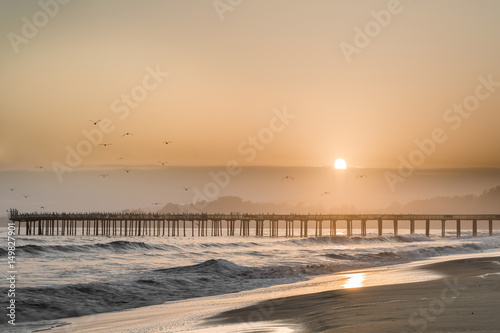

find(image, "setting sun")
[334,158,347,169]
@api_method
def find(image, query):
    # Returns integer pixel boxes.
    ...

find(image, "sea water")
[1,227,500,332]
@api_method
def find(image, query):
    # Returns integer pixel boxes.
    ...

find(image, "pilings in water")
[7,210,500,238]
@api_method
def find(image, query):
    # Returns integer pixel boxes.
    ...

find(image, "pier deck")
[7,209,500,238]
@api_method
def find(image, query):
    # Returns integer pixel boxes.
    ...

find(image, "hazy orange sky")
[1,1,500,213]
[2,0,499,171]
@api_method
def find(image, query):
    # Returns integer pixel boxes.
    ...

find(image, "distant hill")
[158,196,332,214]
[158,185,500,215]
[385,185,500,214]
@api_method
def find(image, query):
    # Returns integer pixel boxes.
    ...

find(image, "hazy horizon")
[2,166,500,215]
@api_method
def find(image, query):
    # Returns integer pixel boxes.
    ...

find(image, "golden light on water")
[342,273,365,288]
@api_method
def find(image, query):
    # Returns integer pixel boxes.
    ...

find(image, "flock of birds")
[5,120,178,209]
[7,120,369,210]
[6,188,45,211]
[89,119,174,175]
[91,120,177,206]
[88,119,172,150]
[8,170,369,210]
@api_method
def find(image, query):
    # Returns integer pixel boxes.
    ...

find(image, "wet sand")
[209,256,500,333]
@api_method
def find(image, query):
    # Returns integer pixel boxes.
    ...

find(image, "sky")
[1,0,500,213]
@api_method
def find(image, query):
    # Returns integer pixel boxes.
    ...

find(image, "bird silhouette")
[321,192,333,196]
[122,132,134,137]
[281,176,294,180]
[40,206,45,209]
[163,141,172,145]
[117,157,125,161]
[356,175,368,179]
[23,194,30,199]
[152,202,161,206]
[182,187,190,191]
[99,143,113,147]
[89,120,101,125]
[9,188,15,191]
[124,169,130,174]
[159,161,167,166]
[35,166,45,169]
[99,174,109,178]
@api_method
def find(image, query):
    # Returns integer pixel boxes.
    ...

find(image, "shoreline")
[210,254,500,333]
[25,251,499,333]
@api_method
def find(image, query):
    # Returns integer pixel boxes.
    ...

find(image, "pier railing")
[7,209,500,238]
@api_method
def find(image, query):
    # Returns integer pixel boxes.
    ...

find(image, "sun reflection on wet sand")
[342,273,365,288]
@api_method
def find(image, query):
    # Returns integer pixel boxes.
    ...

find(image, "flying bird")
[89,120,101,125]
[117,157,125,161]
[124,169,130,174]
[281,176,294,180]
[122,132,134,137]
[182,187,190,191]
[99,143,113,147]
[321,192,333,196]
[159,161,167,166]
[23,194,30,199]
[9,188,15,191]
[163,141,172,145]
[99,174,109,178]
[35,166,45,169]
[356,175,368,179]
[152,202,161,206]
[40,206,45,209]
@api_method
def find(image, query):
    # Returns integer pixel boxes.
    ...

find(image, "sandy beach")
[210,255,500,333]
[31,252,499,333]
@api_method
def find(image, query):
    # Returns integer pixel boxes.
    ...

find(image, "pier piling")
[6,210,499,239]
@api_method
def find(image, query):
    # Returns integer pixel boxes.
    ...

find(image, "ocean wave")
[408,242,498,258]
[285,234,432,246]
[4,234,500,325]
[0,259,301,324]
[324,241,500,264]
[1,240,179,257]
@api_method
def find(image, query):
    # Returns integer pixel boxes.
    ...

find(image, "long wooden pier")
[7,209,500,238]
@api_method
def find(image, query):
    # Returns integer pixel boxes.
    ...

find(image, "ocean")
[2,227,500,332]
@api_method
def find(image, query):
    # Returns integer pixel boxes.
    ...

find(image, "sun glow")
[334,158,347,169]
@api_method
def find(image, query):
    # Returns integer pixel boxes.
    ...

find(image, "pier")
[7,209,500,238]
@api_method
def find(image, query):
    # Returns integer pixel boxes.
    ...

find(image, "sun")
[334,158,347,169]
